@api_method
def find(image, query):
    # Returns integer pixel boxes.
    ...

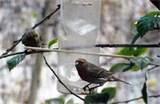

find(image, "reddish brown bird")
[75,58,130,90]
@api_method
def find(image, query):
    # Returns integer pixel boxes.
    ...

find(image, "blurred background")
[0,0,159,104]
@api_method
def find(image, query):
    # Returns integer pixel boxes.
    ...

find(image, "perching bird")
[75,58,130,90]
[150,0,160,10]
[22,29,41,47]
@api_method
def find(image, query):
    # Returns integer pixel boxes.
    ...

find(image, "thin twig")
[0,50,44,59]
[2,39,22,55]
[43,55,85,101]
[61,43,160,50]
[1,5,60,56]
[26,46,134,59]
[147,65,160,71]
[111,94,160,104]
[0,51,26,59]
[95,43,160,48]
[32,5,60,29]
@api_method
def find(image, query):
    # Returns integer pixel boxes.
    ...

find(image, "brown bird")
[150,0,160,10]
[22,29,41,47]
[75,58,130,90]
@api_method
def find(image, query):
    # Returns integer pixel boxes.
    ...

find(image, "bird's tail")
[108,76,131,85]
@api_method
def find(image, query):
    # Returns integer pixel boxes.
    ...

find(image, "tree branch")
[52,43,160,50]
[32,4,60,29]
[95,43,160,48]
[25,46,133,59]
[43,55,85,101]
[1,5,60,56]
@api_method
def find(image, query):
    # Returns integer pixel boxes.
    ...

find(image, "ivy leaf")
[130,57,152,70]
[110,63,133,72]
[117,47,149,56]
[131,15,160,44]
[85,87,116,104]
[7,54,26,71]
[48,38,58,48]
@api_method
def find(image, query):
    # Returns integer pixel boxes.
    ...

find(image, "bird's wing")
[87,62,113,78]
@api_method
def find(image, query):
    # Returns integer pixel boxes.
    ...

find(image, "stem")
[25,46,133,59]
[43,55,85,101]
[95,43,160,48]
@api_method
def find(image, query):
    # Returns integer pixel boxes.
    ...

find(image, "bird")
[150,0,160,10]
[75,58,130,90]
[22,29,41,47]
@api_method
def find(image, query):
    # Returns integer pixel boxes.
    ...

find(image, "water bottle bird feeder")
[58,0,101,93]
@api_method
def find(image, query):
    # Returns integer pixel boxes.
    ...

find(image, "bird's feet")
[83,85,90,91]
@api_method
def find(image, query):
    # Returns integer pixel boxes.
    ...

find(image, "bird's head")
[75,58,87,66]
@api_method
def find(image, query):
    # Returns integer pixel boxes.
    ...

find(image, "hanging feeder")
[58,0,101,93]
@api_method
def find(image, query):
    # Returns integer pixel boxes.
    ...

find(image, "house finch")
[150,0,160,10]
[22,29,41,47]
[75,58,130,90]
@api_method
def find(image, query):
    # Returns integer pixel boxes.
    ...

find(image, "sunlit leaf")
[146,11,160,17]
[117,48,149,56]
[48,38,58,48]
[7,54,26,71]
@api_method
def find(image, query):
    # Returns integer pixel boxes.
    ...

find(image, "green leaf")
[48,38,58,48]
[101,87,116,100]
[130,57,152,70]
[117,48,149,56]
[131,15,160,44]
[45,96,65,104]
[85,87,116,104]
[146,11,160,17]
[110,63,133,72]
[7,54,26,71]
[85,93,110,104]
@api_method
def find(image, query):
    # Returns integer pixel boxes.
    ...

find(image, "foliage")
[131,11,160,44]
[7,54,26,71]
[48,38,58,48]
[111,47,150,72]
[85,87,116,104]
[117,47,149,56]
